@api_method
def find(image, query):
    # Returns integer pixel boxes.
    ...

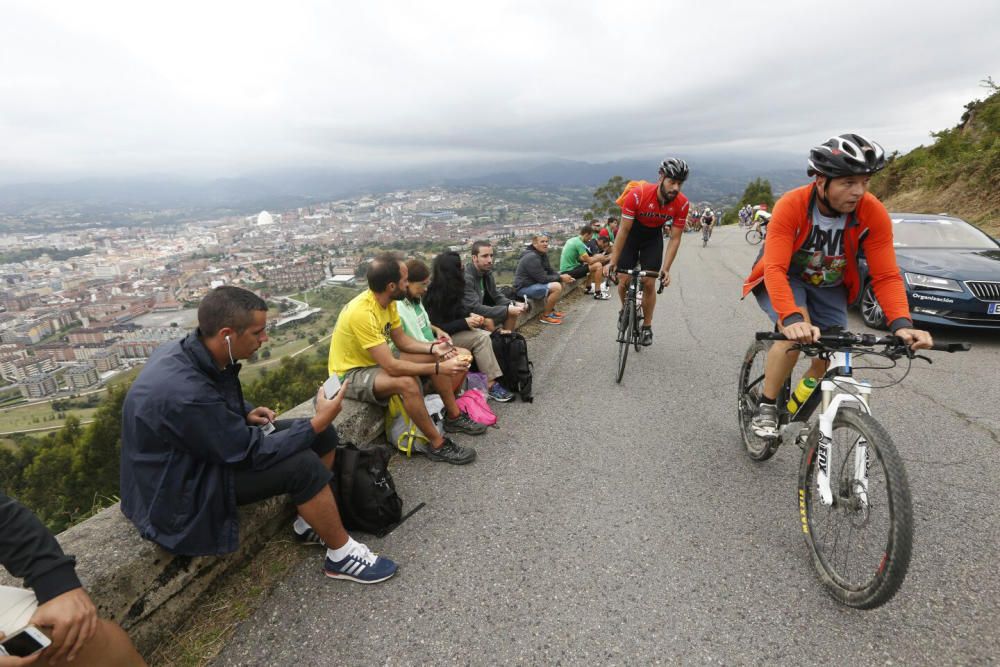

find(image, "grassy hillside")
[870,82,1000,235]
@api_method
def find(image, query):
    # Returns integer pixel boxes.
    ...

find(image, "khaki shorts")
[0,586,38,635]
[341,366,389,406]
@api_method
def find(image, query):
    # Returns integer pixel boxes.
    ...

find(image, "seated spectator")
[329,254,483,465]
[513,234,573,325]
[0,492,145,666]
[605,216,619,242]
[560,225,610,300]
[463,240,527,332]
[120,286,397,584]
[422,253,514,403]
[586,221,602,254]
[396,258,467,394]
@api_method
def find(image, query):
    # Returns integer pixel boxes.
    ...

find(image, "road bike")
[737,331,970,608]
[613,268,663,383]
[745,225,764,245]
[701,224,713,247]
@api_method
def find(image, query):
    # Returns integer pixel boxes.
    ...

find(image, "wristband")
[429,342,436,354]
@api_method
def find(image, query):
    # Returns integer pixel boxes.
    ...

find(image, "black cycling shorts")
[618,223,665,271]
[560,264,589,279]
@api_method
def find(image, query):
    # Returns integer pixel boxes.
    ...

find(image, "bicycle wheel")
[737,340,780,461]
[746,229,763,245]
[632,304,643,353]
[798,409,912,609]
[615,301,632,383]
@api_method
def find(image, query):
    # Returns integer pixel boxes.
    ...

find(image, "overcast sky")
[1,0,999,183]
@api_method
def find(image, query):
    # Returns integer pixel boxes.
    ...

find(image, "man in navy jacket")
[120,286,396,584]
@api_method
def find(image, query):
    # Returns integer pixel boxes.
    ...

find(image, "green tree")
[244,355,327,416]
[583,176,628,222]
[722,178,776,225]
[67,384,129,519]
[19,417,84,529]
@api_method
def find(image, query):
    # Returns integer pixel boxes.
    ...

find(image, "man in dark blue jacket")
[120,286,396,584]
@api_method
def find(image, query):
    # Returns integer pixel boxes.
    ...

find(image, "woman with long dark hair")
[425,252,512,402]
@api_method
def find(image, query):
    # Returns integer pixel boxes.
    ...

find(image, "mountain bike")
[613,269,663,383]
[737,331,970,608]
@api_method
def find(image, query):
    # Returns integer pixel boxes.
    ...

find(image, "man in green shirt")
[559,225,610,300]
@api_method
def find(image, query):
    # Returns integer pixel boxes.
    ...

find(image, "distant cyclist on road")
[701,207,715,245]
[607,158,690,346]
[741,133,933,437]
[750,204,771,234]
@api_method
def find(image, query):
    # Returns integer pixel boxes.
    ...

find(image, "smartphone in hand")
[0,625,51,657]
[322,375,342,399]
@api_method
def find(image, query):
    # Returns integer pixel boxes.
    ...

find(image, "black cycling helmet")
[807,134,886,178]
[658,157,689,182]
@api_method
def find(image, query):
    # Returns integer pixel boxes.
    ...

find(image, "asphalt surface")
[214,226,1000,665]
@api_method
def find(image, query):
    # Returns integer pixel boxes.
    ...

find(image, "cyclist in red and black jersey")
[607,158,690,346]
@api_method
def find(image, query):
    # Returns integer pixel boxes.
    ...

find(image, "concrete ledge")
[4,279,579,657]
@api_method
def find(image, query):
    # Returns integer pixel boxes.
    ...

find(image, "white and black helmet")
[658,157,689,182]
[807,134,886,178]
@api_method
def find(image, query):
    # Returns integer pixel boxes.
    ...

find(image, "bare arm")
[368,341,466,377]
[661,226,683,273]
[389,326,446,356]
[608,216,634,269]
[369,343,435,376]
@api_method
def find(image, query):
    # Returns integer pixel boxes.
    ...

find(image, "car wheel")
[860,282,886,329]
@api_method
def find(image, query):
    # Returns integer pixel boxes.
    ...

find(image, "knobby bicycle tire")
[737,340,780,461]
[798,409,912,609]
[615,300,632,383]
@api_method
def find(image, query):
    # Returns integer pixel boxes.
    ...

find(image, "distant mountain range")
[0,155,807,221]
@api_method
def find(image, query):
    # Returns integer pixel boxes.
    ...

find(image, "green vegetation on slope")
[721,178,775,226]
[871,79,1000,234]
[0,247,93,263]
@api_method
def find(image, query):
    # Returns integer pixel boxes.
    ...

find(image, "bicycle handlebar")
[611,268,664,292]
[615,269,660,278]
[755,331,971,353]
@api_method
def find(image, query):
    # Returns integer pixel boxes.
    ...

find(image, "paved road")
[215,226,999,665]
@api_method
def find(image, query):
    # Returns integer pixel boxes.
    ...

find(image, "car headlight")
[904,272,963,292]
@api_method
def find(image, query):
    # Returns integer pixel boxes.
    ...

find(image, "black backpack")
[497,284,517,301]
[491,330,533,402]
[331,442,403,537]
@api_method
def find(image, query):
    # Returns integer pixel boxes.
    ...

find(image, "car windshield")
[891,217,998,248]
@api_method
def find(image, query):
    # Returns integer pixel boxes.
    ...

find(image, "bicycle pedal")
[781,422,808,450]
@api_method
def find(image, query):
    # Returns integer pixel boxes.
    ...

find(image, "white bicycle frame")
[814,350,873,507]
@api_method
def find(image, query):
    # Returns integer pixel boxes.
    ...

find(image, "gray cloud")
[1,0,998,182]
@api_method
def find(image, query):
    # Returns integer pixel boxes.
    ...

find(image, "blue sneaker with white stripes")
[324,542,398,584]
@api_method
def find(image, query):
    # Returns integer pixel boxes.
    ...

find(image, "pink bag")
[456,389,497,427]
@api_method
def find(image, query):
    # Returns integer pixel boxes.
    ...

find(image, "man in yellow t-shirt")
[328,253,483,465]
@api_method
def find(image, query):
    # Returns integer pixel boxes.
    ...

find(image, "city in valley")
[0,186,591,432]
